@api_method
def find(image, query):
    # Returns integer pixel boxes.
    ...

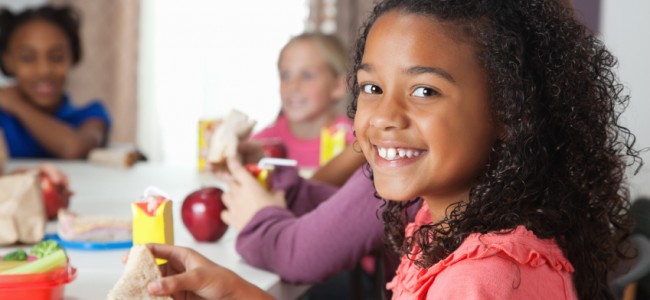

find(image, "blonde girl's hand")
[145,244,273,300]
[236,140,266,165]
[220,157,286,232]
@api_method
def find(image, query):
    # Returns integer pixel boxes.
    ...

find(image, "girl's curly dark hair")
[0,5,82,76]
[348,0,643,299]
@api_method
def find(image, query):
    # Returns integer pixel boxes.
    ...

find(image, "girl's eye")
[361,84,383,94]
[301,71,315,80]
[19,55,35,63]
[412,87,438,97]
[49,54,65,63]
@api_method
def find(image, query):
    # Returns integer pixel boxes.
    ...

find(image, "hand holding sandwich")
[146,244,273,300]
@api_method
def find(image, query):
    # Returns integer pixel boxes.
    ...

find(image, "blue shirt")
[0,94,111,158]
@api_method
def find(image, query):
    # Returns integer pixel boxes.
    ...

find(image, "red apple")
[40,173,72,220]
[181,187,228,242]
[261,139,287,159]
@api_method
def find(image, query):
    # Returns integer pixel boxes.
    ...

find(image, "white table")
[4,160,309,300]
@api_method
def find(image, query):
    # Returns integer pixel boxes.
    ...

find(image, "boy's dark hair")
[348,0,643,299]
[0,5,82,76]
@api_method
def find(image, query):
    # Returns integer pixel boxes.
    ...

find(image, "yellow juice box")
[132,187,174,264]
[319,124,348,166]
[198,119,222,171]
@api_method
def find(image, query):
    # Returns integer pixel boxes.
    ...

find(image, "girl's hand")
[146,244,273,300]
[236,140,266,165]
[220,157,286,231]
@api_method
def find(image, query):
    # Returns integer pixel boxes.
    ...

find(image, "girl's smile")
[354,11,498,207]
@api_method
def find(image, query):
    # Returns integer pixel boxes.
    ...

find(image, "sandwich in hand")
[107,245,171,300]
[207,109,256,167]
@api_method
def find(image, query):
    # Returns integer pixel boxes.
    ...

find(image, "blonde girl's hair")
[278,33,348,76]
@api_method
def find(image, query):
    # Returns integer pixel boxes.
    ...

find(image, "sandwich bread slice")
[107,245,172,300]
[58,209,131,242]
[207,109,256,166]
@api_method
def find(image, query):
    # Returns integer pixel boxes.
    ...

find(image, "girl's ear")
[330,75,347,102]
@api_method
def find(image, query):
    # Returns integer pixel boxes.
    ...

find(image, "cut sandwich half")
[58,209,131,242]
[107,245,172,300]
[207,109,256,167]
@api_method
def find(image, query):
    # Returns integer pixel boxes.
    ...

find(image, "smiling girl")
[251,33,354,169]
[0,5,110,159]
[351,0,640,299]
[137,0,641,299]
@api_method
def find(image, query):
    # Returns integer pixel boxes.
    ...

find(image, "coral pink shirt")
[388,202,578,300]
[251,115,355,169]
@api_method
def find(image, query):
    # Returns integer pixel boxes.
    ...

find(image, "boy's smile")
[354,11,498,211]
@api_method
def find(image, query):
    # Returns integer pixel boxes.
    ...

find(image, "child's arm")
[311,145,366,187]
[146,244,274,300]
[235,167,385,283]
[0,87,106,159]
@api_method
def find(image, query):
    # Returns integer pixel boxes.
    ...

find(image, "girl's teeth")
[379,147,387,158]
[386,148,397,160]
[377,147,423,160]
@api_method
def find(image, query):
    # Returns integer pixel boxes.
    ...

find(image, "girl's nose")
[368,95,408,130]
[35,58,53,76]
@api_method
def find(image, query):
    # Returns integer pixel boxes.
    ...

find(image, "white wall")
[601,0,650,199]
[137,0,308,166]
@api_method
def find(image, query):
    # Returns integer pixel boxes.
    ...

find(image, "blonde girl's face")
[2,19,72,111]
[354,11,498,207]
[278,40,345,123]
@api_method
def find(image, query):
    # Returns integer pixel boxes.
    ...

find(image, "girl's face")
[355,11,497,207]
[2,19,72,111]
[279,40,345,123]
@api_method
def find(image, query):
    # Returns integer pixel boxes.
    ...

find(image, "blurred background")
[0,0,648,199]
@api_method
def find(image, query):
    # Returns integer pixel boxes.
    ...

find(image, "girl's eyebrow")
[405,66,455,83]
[359,63,373,72]
[358,63,455,83]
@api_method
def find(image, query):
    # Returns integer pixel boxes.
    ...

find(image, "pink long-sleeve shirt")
[388,202,578,300]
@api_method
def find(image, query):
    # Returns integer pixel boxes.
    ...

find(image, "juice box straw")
[257,158,298,169]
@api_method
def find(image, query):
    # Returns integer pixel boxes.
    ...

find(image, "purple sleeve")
[236,167,384,284]
[271,166,339,215]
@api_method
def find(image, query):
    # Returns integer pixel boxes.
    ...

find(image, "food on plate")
[40,172,72,220]
[182,187,228,242]
[30,240,63,259]
[2,249,27,261]
[107,245,172,300]
[207,109,256,166]
[0,241,68,274]
[0,261,28,272]
[57,209,132,242]
[88,147,140,168]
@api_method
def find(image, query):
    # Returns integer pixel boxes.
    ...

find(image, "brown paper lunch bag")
[0,171,46,245]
